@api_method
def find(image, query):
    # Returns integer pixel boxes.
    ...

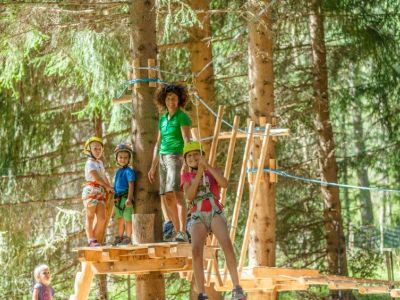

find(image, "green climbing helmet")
[183,141,204,158]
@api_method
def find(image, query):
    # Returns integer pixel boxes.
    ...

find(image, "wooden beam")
[222,121,255,283]
[328,282,359,290]
[217,128,289,140]
[238,124,271,276]
[252,267,320,278]
[358,286,389,294]
[133,59,141,89]
[214,278,274,292]
[69,262,94,300]
[191,127,200,141]
[391,289,400,297]
[206,115,239,282]
[269,158,277,183]
[219,115,240,204]
[112,95,131,104]
[275,284,309,291]
[91,258,191,275]
[208,105,225,166]
[148,59,157,87]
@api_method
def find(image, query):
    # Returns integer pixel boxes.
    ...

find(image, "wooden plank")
[214,278,274,292]
[269,158,277,183]
[133,59,141,89]
[91,257,191,275]
[217,128,289,140]
[148,58,157,87]
[112,95,131,104]
[77,250,104,263]
[69,262,94,300]
[219,115,240,205]
[238,125,271,276]
[127,69,133,91]
[358,286,390,294]
[191,127,200,141]
[252,267,320,278]
[208,105,224,167]
[222,121,255,283]
[391,289,400,297]
[206,115,239,282]
[148,246,170,258]
[169,244,218,260]
[328,282,358,290]
[275,284,309,291]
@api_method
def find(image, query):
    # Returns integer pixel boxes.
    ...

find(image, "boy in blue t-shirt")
[113,143,136,246]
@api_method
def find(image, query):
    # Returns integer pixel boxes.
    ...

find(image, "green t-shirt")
[159,109,192,154]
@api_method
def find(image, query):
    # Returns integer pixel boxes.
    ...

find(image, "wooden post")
[222,121,255,283]
[191,127,200,141]
[133,59,141,89]
[128,68,133,91]
[269,159,277,183]
[208,105,224,166]
[205,115,240,284]
[132,214,155,243]
[219,115,240,205]
[238,124,271,276]
[70,262,94,300]
[148,59,157,87]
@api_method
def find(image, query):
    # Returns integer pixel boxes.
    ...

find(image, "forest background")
[1,0,400,299]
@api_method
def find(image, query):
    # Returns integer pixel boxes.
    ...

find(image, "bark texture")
[309,0,348,280]
[187,2,221,298]
[351,101,374,225]
[130,1,165,299]
[247,1,276,299]
[187,0,216,153]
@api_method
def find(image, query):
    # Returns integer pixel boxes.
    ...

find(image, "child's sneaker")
[88,239,100,247]
[112,236,123,246]
[231,286,246,300]
[118,237,132,246]
[197,293,208,300]
[162,220,175,241]
[174,231,189,242]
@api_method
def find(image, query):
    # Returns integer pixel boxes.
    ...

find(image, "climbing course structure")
[70,75,400,299]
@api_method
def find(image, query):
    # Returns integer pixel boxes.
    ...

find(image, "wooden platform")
[74,242,218,275]
[207,267,400,296]
[74,243,400,294]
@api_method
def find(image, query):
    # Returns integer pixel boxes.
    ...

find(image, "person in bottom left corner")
[32,264,54,300]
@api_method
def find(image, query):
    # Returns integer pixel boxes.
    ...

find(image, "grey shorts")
[159,154,183,195]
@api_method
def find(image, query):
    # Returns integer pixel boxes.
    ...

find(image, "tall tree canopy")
[1,0,400,299]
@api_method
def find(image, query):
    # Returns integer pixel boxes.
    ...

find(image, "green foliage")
[1,0,400,298]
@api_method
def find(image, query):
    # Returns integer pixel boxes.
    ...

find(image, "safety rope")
[247,168,400,193]
[114,75,400,194]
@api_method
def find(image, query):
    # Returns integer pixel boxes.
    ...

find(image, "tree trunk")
[340,112,351,245]
[186,1,221,299]
[351,98,374,226]
[94,113,108,300]
[309,0,349,293]
[130,1,165,299]
[247,1,276,299]
[187,0,216,154]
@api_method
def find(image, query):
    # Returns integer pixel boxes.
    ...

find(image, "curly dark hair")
[155,83,189,108]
